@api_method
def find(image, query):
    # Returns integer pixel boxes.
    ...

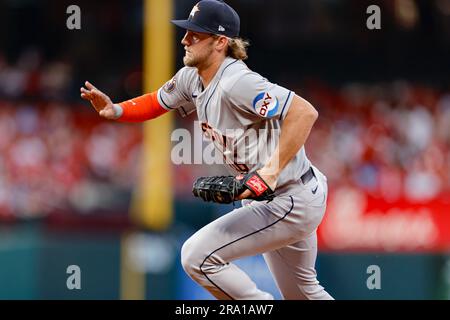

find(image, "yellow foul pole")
[133,0,174,230]
[121,0,174,300]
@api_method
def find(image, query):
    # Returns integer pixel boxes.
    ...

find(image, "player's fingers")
[80,87,90,94]
[86,87,108,101]
[236,189,252,200]
[80,88,93,99]
[84,81,97,91]
[83,89,106,104]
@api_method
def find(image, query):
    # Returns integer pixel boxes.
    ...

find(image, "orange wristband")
[118,92,167,122]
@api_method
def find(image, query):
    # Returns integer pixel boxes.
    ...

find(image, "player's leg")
[181,166,329,300]
[263,231,334,300]
[262,167,332,299]
[181,185,326,300]
[181,200,296,300]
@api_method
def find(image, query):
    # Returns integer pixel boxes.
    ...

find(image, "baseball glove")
[192,172,275,204]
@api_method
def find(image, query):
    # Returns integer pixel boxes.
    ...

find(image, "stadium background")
[1,0,450,299]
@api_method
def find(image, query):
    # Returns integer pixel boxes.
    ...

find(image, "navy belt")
[301,167,316,184]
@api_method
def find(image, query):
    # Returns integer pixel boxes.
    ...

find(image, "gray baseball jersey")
[158,57,332,300]
[158,57,311,193]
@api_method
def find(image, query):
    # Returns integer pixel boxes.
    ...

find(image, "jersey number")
[201,123,249,174]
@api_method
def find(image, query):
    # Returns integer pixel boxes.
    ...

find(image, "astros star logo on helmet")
[190,4,200,18]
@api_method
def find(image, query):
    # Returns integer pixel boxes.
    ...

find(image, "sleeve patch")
[163,77,176,93]
[252,91,279,118]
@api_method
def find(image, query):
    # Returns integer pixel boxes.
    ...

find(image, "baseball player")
[81,0,333,300]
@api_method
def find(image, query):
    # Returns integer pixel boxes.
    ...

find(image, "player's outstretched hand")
[80,81,119,120]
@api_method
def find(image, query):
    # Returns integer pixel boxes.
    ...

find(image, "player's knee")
[180,237,202,277]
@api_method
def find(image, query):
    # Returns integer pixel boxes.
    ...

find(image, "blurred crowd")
[1,81,450,220]
[0,101,142,220]
[1,83,449,221]
[0,49,73,102]
[0,48,140,104]
[305,81,450,203]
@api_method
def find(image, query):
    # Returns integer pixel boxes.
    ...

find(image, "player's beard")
[183,45,214,68]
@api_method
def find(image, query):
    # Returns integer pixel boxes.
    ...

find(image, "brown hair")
[213,35,250,60]
[226,37,250,60]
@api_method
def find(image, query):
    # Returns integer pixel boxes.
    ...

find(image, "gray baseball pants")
[181,166,333,300]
